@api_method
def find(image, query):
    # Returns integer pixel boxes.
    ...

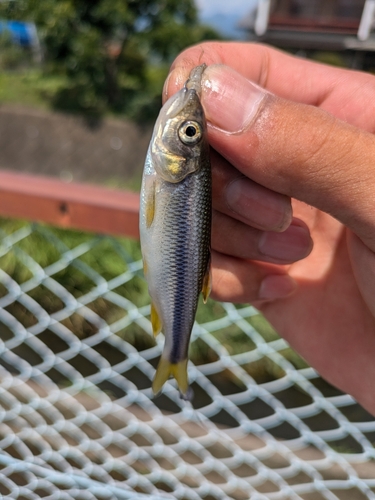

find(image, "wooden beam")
[0,170,140,238]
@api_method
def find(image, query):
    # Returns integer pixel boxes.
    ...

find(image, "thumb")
[171,64,375,250]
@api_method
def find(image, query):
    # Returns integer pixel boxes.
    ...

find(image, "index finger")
[165,42,375,131]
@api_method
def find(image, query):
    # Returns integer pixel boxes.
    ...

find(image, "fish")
[139,64,211,400]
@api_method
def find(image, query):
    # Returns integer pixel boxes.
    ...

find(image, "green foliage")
[0,69,66,109]
[0,29,29,70]
[312,51,347,68]
[0,0,221,118]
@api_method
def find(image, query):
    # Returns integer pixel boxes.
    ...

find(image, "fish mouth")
[185,64,207,95]
[163,64,207,121]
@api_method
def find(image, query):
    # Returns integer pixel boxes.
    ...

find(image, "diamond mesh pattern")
[1,219,375,500]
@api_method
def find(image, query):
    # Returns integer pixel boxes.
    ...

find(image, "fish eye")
[178,121,202,145]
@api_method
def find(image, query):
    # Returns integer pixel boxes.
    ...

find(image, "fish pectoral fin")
[202,256,212,304]
[145,179,156,228]
[152,357,191,400]
[151,302,162,337]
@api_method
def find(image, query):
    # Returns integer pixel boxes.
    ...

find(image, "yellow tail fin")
[152,357,192,400]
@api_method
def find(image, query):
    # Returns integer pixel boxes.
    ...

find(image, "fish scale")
[140,64,211,399]
[158,171,211,362]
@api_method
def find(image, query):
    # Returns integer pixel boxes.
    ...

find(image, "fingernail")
[202,64,267,133]
[226,177,292,230]
[259,275,297,301]
[258,221,312,261]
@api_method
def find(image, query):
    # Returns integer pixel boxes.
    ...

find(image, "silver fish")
[139,64,211,400]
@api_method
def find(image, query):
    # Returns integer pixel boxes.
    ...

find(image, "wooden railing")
[0,170,140,238]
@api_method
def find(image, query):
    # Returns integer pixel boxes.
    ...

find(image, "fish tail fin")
[152,356,192,400]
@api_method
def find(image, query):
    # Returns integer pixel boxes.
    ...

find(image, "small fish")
[139,64,211,400]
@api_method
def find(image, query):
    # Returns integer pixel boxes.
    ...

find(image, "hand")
[164,42,375,414]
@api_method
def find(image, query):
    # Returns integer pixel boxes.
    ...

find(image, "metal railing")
[0,170,375,500]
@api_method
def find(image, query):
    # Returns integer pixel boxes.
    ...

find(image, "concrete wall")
[0,104,152,184]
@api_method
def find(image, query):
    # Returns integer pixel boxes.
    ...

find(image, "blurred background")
[0,0,374,187]
[0,0,223,186]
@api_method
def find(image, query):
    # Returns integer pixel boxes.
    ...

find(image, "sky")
[196,0,258,17]
[195,0,259,38]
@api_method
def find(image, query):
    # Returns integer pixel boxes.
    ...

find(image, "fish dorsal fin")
[151,302,162,337]
[202,255,212,304]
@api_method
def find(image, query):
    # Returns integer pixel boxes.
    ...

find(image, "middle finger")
[212,209,313,264]
[212,149,292,232]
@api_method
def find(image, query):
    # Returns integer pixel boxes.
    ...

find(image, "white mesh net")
[1,219,375,500]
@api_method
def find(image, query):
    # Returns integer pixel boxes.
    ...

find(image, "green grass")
[0,69,66,110]
[0,216,309,384]
[0,218,145,325]
[0,63,168,123]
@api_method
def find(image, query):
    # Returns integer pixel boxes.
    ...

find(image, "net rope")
[0,220,375,500]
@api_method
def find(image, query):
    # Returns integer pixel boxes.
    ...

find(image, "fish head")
[151,66,208,183]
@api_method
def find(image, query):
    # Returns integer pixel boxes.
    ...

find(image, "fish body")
[139,65,211,399]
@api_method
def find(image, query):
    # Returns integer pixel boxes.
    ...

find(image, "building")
[242,0,375,68]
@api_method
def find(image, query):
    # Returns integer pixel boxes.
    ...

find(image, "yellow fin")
[151,302,162,337]
[142,257,148,276]
[145,180,156,228]
[202,258,212,304]
[152,357,191,399]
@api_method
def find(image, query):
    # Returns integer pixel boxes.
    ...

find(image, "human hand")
[164,42,375,414]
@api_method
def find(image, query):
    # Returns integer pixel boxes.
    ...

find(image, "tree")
[0,0,219,116]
